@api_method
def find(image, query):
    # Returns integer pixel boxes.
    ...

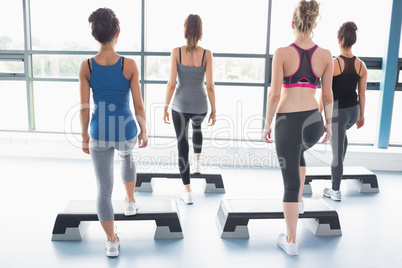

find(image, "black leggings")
[330,104,359,191]
[275,109,324,202]
[172,110,207,185]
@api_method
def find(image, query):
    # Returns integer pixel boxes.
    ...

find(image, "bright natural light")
[0,0,401,145]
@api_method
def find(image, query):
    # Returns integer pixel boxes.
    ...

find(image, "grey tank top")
[172,48,208,114]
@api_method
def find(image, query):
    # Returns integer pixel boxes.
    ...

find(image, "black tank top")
[332,55,361,108]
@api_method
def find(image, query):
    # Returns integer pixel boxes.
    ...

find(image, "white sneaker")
[194,162,201,174]
[124,201,139,216]
[106,235,120,258]
[299,200,304,214]
[277,233,298,256]
[180,191,193,204]
[323,188,341,201]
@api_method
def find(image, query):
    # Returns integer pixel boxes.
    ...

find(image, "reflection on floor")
[1,156,401,268]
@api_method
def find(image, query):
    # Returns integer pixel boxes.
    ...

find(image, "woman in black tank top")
[323,22,367,201]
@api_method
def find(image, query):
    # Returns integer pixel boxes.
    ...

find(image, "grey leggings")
[330,104,359,191]
[275,109,324,202]
[89,137,137,222]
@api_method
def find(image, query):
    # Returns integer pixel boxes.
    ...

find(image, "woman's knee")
[283,188,299,202]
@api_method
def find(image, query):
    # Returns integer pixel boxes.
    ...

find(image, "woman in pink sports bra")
[262,0,333,256]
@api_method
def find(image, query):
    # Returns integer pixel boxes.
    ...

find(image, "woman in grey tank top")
[164,14,216,204]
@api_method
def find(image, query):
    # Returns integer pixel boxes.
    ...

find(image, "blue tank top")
[283,43,320,89]
[89,57,137,142]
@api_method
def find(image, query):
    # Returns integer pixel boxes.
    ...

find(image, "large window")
[0,0,400,148]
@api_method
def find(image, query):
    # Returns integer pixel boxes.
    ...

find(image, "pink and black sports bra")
[283,43,320,89]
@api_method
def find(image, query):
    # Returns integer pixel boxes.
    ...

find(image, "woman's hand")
[356,115,365,129]
[82,134,90,154]
[208,111,216,126]
[322,124,332,143]
[262,125,272,143]
[138,131,148,148]
[163,108,170,124]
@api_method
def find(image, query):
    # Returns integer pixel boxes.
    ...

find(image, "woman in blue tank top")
[163,14,216,204]
[323,22,367,201]
[79,8,148,258]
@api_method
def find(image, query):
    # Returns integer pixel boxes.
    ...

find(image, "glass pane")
[390,91,402,144]
[146,56,171,80]
[367,69,382,83]
[146,0,268,53]
[214,58,265,83]
[31,0,141,51]
[0,1,24,50]
[32,55,141,78]
[270,0,393,57]
[0,81,28,130]
[145,84,176,138]
[0,60,24,74]
[34,82,81,132]
[33,55,89,78]
[343,90,379,144]
[212,86,264,144]
[146,56,265,84]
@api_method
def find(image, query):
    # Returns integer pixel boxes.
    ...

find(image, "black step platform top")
[136,172,225,188]
[62,199,177,214]
[52,199,182,235]
[222,198,337,218]
[305,166,378,188]
[306,166,375,177]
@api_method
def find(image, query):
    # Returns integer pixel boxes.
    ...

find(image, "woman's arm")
[262,48,284,143]
[205,50,216,126]
[129,59,148,148]
[320,49,334,143]
[356,59,367,129]
[164,48,178,124]
[79,60,91,154]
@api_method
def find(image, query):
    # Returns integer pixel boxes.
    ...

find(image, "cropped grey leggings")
[330,104,359,191]
[275,109,324,202]
[89,137,137,222]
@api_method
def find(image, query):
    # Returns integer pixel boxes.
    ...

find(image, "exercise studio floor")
[1,155,401,268]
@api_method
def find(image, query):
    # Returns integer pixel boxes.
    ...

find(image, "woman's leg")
[275,114,302,243]
[298,166,306,203]
[90,145,117,242]
[172,110,191,191]
[118,138,138,202]
[330,111,348,191]
[191,113,207,172]
[343,105,360,161]
[282,152,301,243]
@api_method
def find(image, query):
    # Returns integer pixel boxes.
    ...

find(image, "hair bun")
[293,0,320,37]
[344,21,358,32]
[88,8,120,45]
